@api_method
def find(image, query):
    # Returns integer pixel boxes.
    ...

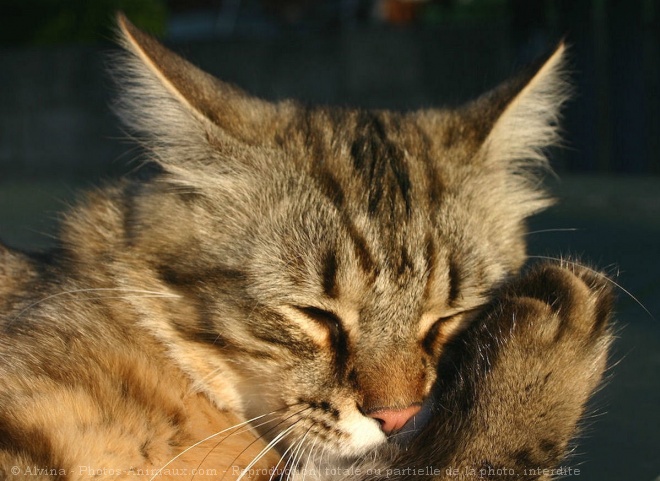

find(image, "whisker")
[148,410,283,481]
[190,407,294,481]
[301,434,321,481]
[526,227,578,236]
[9,287,180,323]
[289,447,307,481]
[387,428,417,440]
[235,423,300,481]
[285,427,313,481]
[528,255,655,321]
[317,441,332,470]
[279,411,314,481]
[219,405,310,481]
[269,432,303,481]
[190,366,228,396]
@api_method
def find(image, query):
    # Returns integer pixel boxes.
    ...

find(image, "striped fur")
[0,14,612,481]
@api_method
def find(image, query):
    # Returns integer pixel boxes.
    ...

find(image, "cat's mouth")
[262,398,387,462]
[390,395,436,444]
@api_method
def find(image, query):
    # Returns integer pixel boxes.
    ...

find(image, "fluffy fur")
[0,14,611,481]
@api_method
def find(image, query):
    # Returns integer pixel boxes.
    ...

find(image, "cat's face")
[116,15,566,460]
[227,111,523,455]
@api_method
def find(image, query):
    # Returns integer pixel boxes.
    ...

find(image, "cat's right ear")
[417,44,569,218]
[114,13,293,173]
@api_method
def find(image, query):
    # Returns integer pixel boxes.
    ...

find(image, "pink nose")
[368,405,421,435]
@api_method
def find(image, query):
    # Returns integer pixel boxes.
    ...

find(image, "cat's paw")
[389,261,615,481]
[449,261,614,478]
[337,262,615,481]
[502,261,613,350]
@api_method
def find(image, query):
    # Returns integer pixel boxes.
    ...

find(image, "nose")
[368,405,421,435]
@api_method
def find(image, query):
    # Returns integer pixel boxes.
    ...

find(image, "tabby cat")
[0,14,613,481]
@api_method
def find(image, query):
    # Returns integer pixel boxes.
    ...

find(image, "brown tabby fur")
[0,14,613,481]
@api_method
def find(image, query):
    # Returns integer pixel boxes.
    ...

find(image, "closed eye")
[294,305,350,376]
[421,315,454,355]
[420,309,481,355]
[294,306,343,338]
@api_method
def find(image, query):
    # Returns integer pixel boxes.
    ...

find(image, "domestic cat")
[0,14,613,481]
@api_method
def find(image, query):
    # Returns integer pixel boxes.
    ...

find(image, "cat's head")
[114,14,568,460]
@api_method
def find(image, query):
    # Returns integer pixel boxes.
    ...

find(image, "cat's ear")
[114,13,291,169]
[419,45,568,216]
[418,44,568,170]
[474,45,569,216]
[472,44,569,170]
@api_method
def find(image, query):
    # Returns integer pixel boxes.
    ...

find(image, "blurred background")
[0,1,658,480]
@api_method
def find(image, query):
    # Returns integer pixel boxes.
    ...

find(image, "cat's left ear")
[115,13,293,172]
[473,44,569,170]
[418,44,569,216]
[419,44,568,172]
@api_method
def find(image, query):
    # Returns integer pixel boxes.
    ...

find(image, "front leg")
[385,261,614,480]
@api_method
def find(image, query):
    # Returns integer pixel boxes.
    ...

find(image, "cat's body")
[0,15,613,481]
[0,241,280,480]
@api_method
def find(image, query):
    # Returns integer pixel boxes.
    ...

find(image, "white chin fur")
[334,410,386,457]
[295,418,385,481]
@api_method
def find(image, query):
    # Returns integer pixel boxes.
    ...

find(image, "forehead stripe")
[321,250,339,299]
[312,167,345,211]
[447,257,462,307]
[350,111,411,217]
[344,218,378,279]
[423,234,437,302]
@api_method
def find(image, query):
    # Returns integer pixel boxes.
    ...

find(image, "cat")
[0,13,613,481]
